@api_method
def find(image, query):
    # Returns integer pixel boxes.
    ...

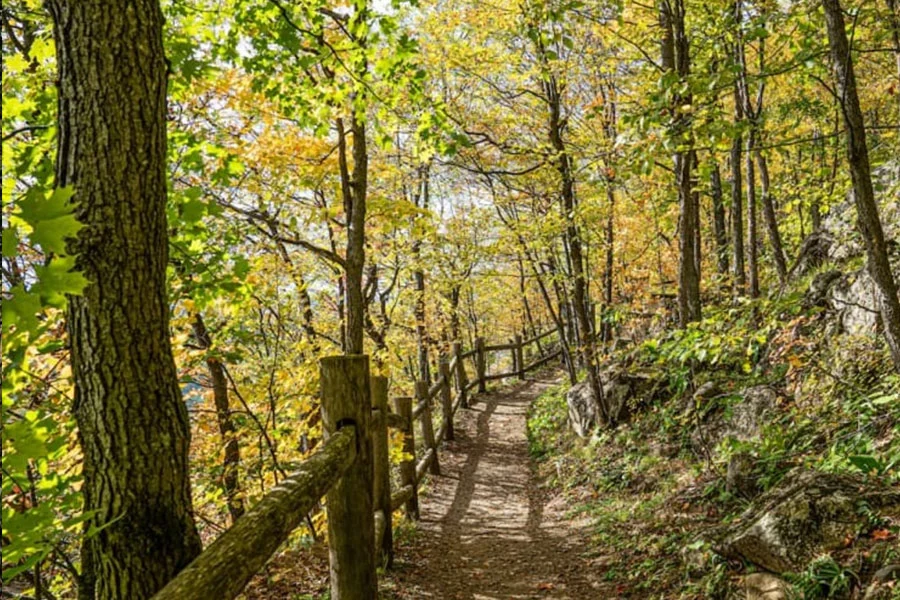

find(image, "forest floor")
[383,373,610,599]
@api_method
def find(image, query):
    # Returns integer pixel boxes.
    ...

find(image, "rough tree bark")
[48,0,202,597]
[822,0,900,370]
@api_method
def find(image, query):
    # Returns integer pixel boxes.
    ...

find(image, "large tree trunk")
[49,1,202,597]
[822,0,900,370]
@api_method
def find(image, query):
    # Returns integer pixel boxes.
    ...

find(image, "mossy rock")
[713,469,900,574]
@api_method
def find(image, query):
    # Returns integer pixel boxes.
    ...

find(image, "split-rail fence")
[152,330,562,600]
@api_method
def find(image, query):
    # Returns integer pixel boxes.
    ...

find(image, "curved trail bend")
[391,375,607,599]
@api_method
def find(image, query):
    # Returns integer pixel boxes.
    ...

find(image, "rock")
[804,269,843,309]
[693,381,721,401]
[828,269,882,335]
[691,386,779,454]
[566,367,663,436]
[726,451,761,499]
[873,564,899,583]
[742,573,789,600]
[790,230,833,279]
[715,470,900,574]
[566,381,597,438]
[824,161,899,261]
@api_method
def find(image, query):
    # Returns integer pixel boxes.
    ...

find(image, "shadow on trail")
[391,376,600,600]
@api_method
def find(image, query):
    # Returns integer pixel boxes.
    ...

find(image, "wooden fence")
[152,331,562,600]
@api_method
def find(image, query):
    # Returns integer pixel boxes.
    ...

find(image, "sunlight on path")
[391,375,607,599]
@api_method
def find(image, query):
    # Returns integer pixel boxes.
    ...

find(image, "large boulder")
[691,386,780,454]
[714,470,900,574]
[566,381,598,438]
[566,367,662,436]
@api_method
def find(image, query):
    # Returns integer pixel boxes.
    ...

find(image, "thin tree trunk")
[731,0,747,294]
[49,0,202,596]
[754,149,788,285]
[603,182,615,344]
[811,130,824,230]
[344,113,368,355]
[192,314,245,524]
[746,131,760,298]
[517,255,539,344]
[663,0,701,324]
[823,0,900,370]
[411,166,430,383]
[711,160,730,275]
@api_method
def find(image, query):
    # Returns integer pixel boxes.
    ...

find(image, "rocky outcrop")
[566,366,663,437]
[803,259,898,336]
[714,470,900,573]
[823,162,900,262]
[798,161,899,336]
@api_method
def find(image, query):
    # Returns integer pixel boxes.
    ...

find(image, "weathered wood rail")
[152,330,561,600]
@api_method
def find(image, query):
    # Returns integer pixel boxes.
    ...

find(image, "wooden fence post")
[416,380,440,476]
[476,337,487,393]
[392,396,419,520]
[453,341,468,409]
[515,334,525,380]
[370,375,393,568]
[439,358,454,442]
[320,356,377,600]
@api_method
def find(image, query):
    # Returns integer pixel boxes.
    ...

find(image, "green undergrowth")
[527,283,900,599]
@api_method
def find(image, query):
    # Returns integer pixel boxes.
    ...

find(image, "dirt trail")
[390,375,606,599]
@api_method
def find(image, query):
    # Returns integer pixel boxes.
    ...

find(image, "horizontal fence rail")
[151,426,357,600]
